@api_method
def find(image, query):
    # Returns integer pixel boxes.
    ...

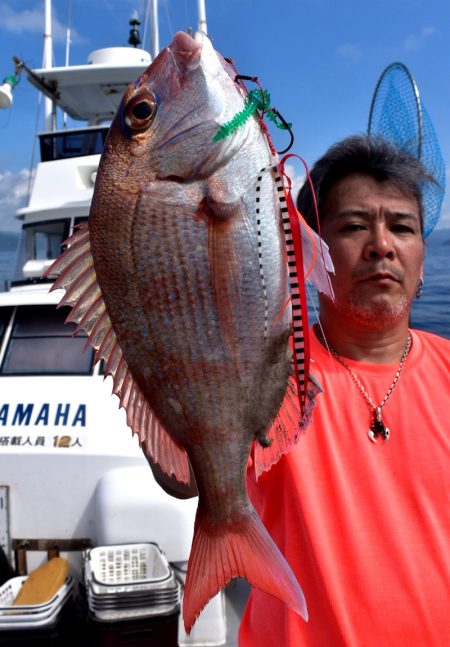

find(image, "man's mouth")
[359,272,400,283]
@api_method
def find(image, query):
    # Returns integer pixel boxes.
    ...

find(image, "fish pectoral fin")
[252,373,323,479]
[206,194,249,351]
[45,223,191,485]
[183,506,307,634]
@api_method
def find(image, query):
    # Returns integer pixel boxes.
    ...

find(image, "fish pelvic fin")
[44,223,190,484]
[252,373,322,479]
[182,506,307,633]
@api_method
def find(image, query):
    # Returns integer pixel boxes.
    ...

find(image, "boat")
[0,2,247,644]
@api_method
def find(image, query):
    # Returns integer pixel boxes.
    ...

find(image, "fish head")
[103,31,262,183]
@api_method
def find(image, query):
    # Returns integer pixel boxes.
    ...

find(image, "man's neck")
[315,311,411,364]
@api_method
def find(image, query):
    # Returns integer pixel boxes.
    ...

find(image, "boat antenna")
[128,11,142,48]
[63,0,73,127]
[198,0,208,34]
[43,0,55,131]
[150,0,159,60]
[65,0,73,67]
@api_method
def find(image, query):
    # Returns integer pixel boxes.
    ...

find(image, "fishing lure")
[214,75,293,153]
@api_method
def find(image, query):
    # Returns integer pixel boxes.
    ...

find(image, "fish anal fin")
[183,506,307,633]
[252,373,322,479]
[46,224,191,485]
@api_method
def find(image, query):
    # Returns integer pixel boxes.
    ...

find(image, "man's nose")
[363,225,395,260]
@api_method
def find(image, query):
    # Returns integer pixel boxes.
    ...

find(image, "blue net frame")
[368,62,445,238]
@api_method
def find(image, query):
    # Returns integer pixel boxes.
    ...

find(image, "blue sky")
[0,0,449,231]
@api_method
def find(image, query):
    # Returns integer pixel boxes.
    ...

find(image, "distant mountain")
[0,230,20,251]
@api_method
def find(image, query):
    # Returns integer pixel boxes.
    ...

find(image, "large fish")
[47,31,328,631]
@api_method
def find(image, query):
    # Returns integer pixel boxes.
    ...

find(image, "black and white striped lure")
[255,165,310,412]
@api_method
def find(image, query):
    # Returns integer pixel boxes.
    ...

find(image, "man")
[238,135,450,646]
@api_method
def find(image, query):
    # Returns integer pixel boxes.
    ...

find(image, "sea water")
[1,228,449,338]
[0,249,16,292]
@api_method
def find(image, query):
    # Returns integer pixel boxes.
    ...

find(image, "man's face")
[319,173,424,330]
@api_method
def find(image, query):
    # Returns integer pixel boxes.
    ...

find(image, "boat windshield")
[0,305,94,375]
[39,126,109,162]
[24,220,70,261]
[12,218,88,284]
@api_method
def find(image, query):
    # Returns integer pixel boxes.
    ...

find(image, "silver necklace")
[317,330,412,443]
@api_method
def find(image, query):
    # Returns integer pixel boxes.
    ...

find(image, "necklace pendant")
[368,407,390,443]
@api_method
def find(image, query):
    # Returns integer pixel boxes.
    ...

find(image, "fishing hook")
[269,108,295,154]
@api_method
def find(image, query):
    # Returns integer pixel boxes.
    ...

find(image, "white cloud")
[335,43,364,61]
[282,163,305,203]
[0,1,84,44]
[0,168,31,232]
[403,25,437,52]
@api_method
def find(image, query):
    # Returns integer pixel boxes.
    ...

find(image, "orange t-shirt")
[239,328,450,647]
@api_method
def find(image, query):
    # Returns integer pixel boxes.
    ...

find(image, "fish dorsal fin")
[252,373,322,479]
[45,223,190,484]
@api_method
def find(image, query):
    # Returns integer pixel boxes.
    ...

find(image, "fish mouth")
[170,31,203,71]
[170,31,213,72]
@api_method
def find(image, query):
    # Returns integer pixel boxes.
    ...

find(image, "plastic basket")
[86,543,171,586]
[83,543,181,623]
[0,576,73,613]
[0,577,73,630]
[85,562,178,597]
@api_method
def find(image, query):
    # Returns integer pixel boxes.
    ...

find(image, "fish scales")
[48,31,311,632]
[91,180,289,455]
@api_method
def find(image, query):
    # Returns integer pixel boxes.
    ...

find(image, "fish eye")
[124,94,157,132]
[133,101,153,120]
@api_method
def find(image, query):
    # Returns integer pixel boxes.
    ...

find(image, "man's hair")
[296,134,433,234]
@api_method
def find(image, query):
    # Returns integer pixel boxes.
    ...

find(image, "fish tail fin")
[183,506,307,633]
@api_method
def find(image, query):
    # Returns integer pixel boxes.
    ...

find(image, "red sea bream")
[47,31,325,631]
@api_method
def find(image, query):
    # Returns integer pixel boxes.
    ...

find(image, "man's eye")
[391,224,415,234]
[341,223,366,232]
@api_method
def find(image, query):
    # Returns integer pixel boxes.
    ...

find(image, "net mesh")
[368,62,445,237]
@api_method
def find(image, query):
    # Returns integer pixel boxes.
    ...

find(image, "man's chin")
[344,295,409,329]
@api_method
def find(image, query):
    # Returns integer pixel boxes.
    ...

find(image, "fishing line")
[305,282,332,358]
[218,66,293,155]
[272,166,309,412]
[254,169,271,339]
[279,152,334,298]
[305,282,344,369]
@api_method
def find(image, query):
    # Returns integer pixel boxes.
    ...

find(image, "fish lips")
[170,31,203,72]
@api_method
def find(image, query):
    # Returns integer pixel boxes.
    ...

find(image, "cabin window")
[74,217,88,228]
[40,127,109,162]
[24,220,70,261]
[1,305,93,375]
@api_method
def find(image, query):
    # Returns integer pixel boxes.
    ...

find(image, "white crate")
[83,543,181,623]
[0,576,73,629]
[86,543,171,585]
